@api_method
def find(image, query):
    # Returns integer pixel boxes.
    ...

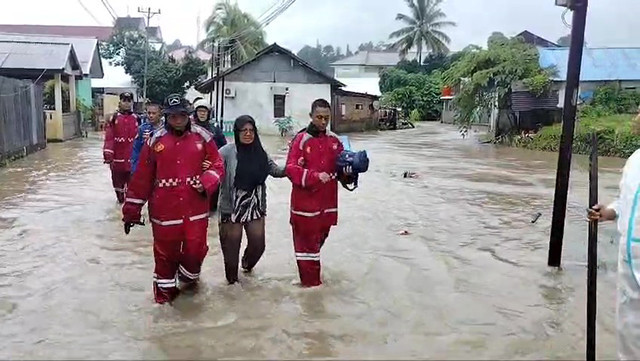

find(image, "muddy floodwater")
[0,123,626,359]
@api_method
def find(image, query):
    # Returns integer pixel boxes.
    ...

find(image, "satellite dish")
[372,100,380,110]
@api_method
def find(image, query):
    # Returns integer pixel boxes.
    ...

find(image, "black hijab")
[234,115,270,191]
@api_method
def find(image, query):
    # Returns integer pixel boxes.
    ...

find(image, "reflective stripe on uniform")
[103,149,114,154]
[189,213,209,222]
[302,169,308,188]
[114,187,125,193]
[113,159,126,163]
[296,252,320,261]
[203,170,220,181]
[154,276,177,288]
[291,210,322,217]
[178,265,200,280]
[125,198,145,204]
[324,208,338,213]
[151,218,184,226]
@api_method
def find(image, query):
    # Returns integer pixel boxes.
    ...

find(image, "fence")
[0,76,46,166]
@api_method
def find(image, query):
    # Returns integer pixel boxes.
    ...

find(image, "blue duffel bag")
[336,150,369,191]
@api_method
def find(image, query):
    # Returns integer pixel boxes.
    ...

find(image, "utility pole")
[548,0,589,267]
[137,6,161,102]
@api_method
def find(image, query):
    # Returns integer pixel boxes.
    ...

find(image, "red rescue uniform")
[122,124,224,304]
[103,111,139,203]
[286,129,344,287]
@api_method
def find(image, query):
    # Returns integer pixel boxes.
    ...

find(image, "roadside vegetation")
[514,86,640,157]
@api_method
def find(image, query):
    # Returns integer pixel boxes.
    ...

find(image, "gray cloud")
[0,0,636,54]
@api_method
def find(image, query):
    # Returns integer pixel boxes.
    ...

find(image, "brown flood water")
[0,122,627,359]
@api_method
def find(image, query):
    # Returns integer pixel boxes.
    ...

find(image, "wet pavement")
[0,122,625,359]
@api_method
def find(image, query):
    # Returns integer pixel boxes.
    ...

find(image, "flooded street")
[0,122,625,359]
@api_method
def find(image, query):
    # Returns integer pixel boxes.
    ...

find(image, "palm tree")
[389,0,456,64]
[202,1,267,65]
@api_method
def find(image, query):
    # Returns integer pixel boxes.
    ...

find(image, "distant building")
[0,32,103,108]
[333,89,379,133]
[0,37,83,144]
[539,47,640,106]
[514,30,560,48]
[330,51,418,95]
[196,43,345,135]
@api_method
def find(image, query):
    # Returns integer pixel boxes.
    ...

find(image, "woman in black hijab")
[214,115,286,284]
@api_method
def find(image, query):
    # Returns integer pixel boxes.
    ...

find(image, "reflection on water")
[0,124,622,359]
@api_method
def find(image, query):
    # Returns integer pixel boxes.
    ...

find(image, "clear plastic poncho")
[612,149,640,360]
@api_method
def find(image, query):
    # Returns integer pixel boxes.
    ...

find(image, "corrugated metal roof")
[0,33,102,78]
[331,51,418,66]
[0,24,113,41]
[539,47,640,81]
[0,40,80,73]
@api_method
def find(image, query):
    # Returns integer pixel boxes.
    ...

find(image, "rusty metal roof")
[539,47,640,81]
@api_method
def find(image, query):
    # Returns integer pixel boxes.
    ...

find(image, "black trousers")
[218,216,266,284]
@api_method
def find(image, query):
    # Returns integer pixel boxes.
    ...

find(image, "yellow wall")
[45,110,63,141]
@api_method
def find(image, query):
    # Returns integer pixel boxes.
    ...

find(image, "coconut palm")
[201,1,267,65]
[389,0,456,63]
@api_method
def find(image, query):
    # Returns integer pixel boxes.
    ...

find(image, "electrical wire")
[100,0,117,20]
[561,8,572,29]
[76,0,102,25]
[0,69,47,97]
[103,0,118,18]
[214,0,297,56]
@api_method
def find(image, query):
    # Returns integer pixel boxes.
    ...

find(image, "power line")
[103,0,118,18]
[76,0,102,25]
[100,0,117,20]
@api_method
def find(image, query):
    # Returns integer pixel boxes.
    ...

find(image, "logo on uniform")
[154,143,165,152]
[306,146,311,154]
[332,143,338,150]
[196,142,203,151]
[298,157,305,166]
[115,120,118,125]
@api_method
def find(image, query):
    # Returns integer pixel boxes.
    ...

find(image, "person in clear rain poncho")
[589,144,640,360]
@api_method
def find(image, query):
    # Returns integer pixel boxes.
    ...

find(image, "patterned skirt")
[231,184,265,224]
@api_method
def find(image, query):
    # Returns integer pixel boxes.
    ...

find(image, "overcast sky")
[0,0,637,52]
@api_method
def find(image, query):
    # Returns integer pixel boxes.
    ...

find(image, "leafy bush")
[514,114,640,158]
[379,68,442,119]
[587,84,640,115]
[410,109,422,123]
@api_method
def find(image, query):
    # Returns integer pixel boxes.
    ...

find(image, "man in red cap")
[103,92,140,203]
[122,94,225,304]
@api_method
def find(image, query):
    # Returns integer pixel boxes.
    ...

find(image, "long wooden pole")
[587,132,598,361]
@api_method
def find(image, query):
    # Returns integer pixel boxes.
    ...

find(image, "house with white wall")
[329,51,417,95]
[195,43,345,135]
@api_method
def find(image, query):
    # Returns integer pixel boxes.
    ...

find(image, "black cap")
[119,92,133,101]
[163,94,189,115]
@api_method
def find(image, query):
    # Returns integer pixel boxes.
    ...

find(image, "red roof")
[0,24,113,41]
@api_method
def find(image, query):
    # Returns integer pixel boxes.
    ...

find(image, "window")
[273,94,286,118]
[355,103,364,110]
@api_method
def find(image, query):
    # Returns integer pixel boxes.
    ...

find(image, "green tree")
[443,35,553,127]
[389,0,456,63]
[101,30,207,103]
[379,68,442,120]
[202,1,267,65]
[297,42,347,76]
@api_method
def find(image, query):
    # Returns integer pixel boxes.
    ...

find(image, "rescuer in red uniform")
[285,98,352,287]
[103,92,140,203]
[122,94,225,304]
